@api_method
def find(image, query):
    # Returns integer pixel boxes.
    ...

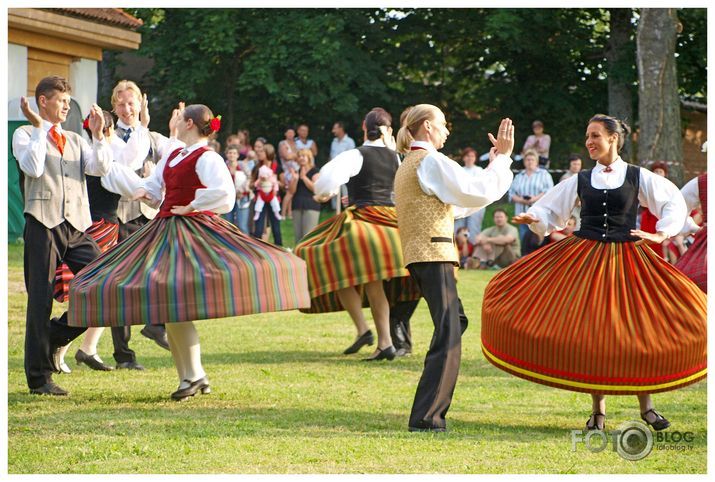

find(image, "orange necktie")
[49,126,66,156]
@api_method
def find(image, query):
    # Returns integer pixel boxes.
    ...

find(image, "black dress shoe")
[171,377,211,401]
[141,326,170,351]
[75,349,114,371]
[363,345,397,361]
[343,330,375,354]
[29,381,68,396]
[116,361,145,371]
[641,409,671,431]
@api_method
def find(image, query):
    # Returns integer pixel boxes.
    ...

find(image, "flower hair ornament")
[210,115,222,133]
[82,115,90,129]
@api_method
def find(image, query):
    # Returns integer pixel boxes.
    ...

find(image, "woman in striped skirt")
[295,108,420,361]
[68,103,310,400]
[481,114,706,431]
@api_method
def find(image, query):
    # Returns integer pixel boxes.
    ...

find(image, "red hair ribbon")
[83,115,90,129]
[210,115,222,133]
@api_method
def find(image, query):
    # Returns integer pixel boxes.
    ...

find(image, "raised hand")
[140,93,150,128]
[88,104,105,140]
[631,229,668,245]
[169,101,185,137]
[512,213,539,225]
[487,118,515,158]
[20,97,43,128]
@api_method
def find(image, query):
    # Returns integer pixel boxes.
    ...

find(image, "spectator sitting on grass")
[470,208,520,269]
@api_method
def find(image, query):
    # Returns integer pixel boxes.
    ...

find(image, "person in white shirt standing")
[329,121,356,214]
[394,104,515,431]
[12,76,112,395]
[453,147,486,245]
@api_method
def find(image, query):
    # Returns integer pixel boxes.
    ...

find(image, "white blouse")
[527,157,687,237]
[313,138,399,198]
[680,176,702,234]
[410,140,514,218]
[102,139,235,214]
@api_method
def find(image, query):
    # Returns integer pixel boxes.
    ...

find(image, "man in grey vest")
[12,76,112,395]
[109,80,170,365]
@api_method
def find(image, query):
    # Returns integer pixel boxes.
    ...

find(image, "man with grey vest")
[109,80,170,364]
[12,76,112,395]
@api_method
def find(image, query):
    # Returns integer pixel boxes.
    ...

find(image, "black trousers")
[113,215,166,363]
[253,206,283,246]
[23,216,98,389]
[407,262,468,430]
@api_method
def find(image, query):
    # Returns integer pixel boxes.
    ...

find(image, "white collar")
[594,157,625,173]
[116,119,138,131]
[183,140,209,154]
[42,119,60,133]
[410,140,437,153]
[363,139,386,147]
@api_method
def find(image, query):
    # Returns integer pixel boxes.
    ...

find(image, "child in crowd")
[254,165,283,221]
[455,227,475,269]
[281,159,300,219]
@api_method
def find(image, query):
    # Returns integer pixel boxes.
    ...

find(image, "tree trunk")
[636,8,684,186]
[607,9,634,161]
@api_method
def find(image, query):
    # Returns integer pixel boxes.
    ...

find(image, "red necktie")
[49,126,66,156]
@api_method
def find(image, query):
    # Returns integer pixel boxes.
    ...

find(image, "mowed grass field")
[6,239,707,474]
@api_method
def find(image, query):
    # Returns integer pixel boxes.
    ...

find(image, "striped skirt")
[675,229,707,293]
[294,205,420,313]
[481,235,707,395]
[68,213,310,327]
[53,219,119,303]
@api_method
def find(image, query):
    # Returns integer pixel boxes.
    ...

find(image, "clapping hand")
[512,213,539,225]
[169,101,185,137]
[20,97,42,128]
[140,93,150,128]
[88,104,106,140]
[487,118,515,158]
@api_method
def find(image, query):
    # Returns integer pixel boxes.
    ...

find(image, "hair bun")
[619,120,631,136]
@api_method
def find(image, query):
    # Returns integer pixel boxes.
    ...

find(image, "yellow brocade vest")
[394,148,458,267]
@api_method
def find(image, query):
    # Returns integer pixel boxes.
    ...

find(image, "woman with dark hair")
[482,114,706,431]
[295,107,420,361]
[69,103,310,400]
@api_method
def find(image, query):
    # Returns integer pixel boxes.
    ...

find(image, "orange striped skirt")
[481,235,707,395]
[294,205,420,313]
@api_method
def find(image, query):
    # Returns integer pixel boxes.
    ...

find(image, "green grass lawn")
[6,241,707,474]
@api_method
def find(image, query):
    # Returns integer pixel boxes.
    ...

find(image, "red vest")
[158,146,214,218]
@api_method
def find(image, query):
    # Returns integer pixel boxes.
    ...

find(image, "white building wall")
[69,58,98,119]
[8,43,28,100]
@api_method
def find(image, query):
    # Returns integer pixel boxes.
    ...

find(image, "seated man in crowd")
[470,209,520,269]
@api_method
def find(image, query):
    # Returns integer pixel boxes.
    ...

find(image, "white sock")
[165,322,205,383]
[80,327,105,356]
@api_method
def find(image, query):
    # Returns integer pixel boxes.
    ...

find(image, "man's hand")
[140,93,150,128]
[487,118,515,158]
[20,97,42,128]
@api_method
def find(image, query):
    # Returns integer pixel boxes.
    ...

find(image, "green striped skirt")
[68,213,310,327]
[294,205,420,313]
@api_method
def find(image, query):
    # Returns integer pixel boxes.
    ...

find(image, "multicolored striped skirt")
[675,229,706,293]
[68,213,310,327]
[481,235,707,395]
[294,205,420,313]
[53,218,119,303]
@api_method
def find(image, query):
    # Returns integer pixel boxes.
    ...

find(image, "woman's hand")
[171,204,195,216]
[512,213,539,225]
[313,193,332,203]
[168,101,185,137]
[631,230,668,245]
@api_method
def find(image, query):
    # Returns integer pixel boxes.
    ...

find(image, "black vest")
[575,164,640,242]
[86,175,120,224]
[347,146,398,207]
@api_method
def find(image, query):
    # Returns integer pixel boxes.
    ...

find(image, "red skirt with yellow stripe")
[294,205,420,313]
[675,228,706,293]
[481,236,707,395]
[53,219,119,303]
